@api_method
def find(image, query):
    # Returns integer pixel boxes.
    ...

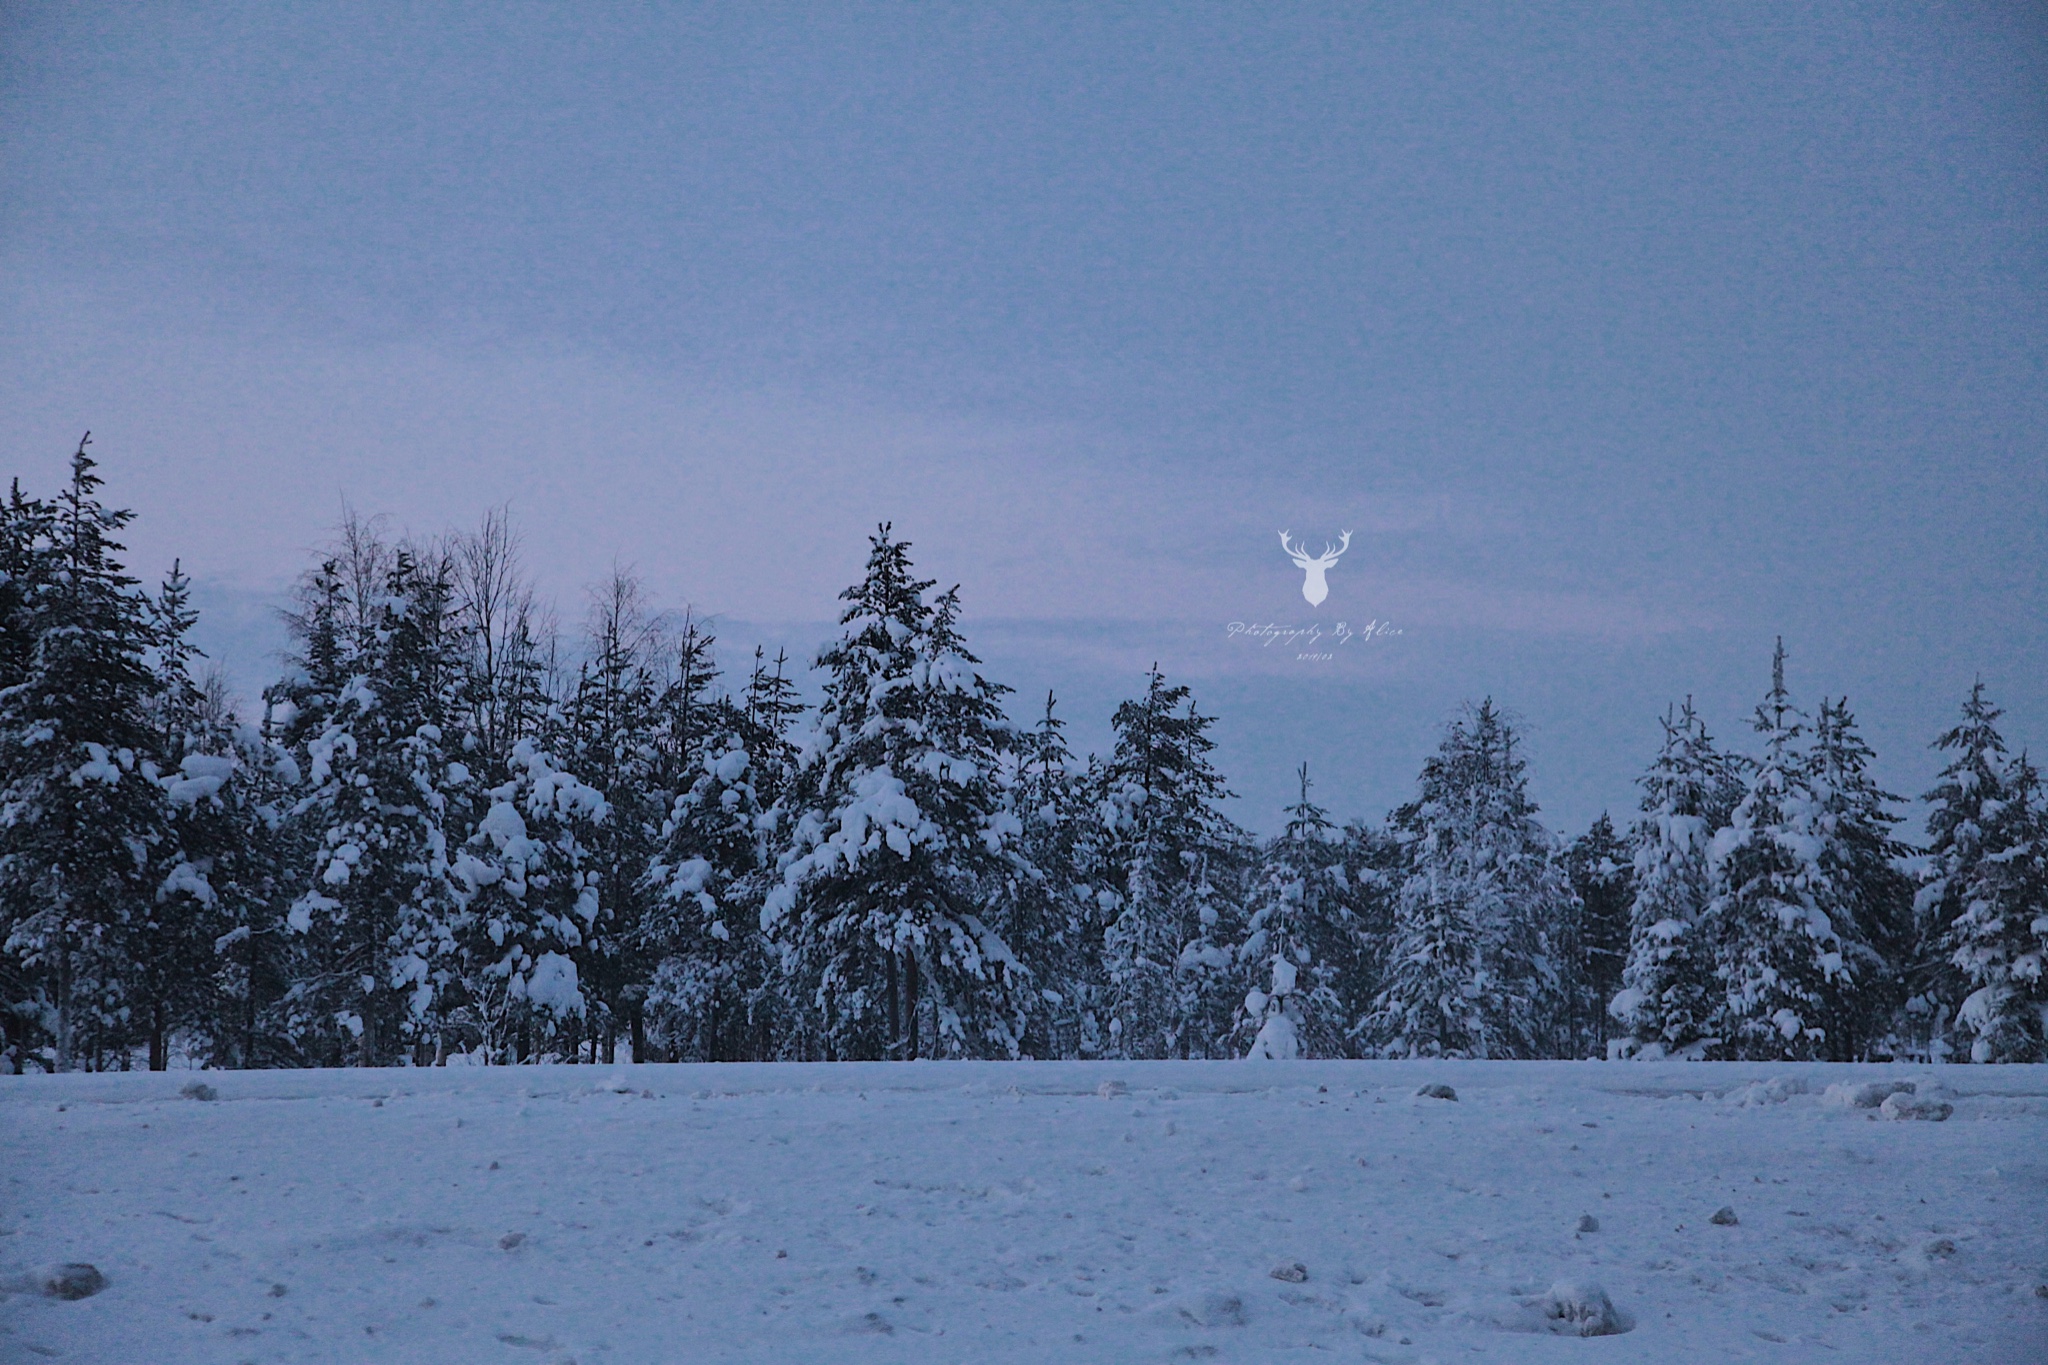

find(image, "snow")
[518,952,583,1017]
[164,753,237,807]
[3,1060,2044,1364]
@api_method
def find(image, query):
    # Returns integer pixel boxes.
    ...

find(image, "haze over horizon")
[4,3,2044,833]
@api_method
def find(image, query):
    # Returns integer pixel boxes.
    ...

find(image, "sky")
[3,2,2044,834]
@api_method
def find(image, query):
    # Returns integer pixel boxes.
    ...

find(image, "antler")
[1324,530,1352,560]
[1278,530,1309,562]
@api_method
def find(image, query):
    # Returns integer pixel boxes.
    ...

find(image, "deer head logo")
[1279,529,1351,607]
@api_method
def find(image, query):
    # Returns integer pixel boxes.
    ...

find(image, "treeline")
[2,440,2042,1071]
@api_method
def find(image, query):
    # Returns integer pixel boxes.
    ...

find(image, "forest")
[3,439,2042,1072]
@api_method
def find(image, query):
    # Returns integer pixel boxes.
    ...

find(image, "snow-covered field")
[3,1061,2044,1364]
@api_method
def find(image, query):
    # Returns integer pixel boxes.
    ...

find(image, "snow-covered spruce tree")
[1563,813,1633,1058]
[1328,820,1401,1033]
[1236,764,1353,1059]
[1610,698,1740,1059]
[1912,682,2034,1059]
[738,646,805,806]
[1361,700,1576,1059]
[641,621,783,1063]
[0,439,172,1071]
[0,475,64,1070]
[765,528,1026,1060]
[281,549,471,1066]
[135,562,258,1069]
[1806,696,1913,1059]
[1095,665,1244,1059]
[1005,691,1108,1060]
[1939,744,2046,1063]
[162,671,298,1071]
[1706,641,1853,1061]
[447,734,606,1063]
[560,572,665,1061]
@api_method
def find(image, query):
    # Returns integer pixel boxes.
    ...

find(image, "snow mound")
[1721,1076,1806,1107]
[1710,1205,1739,1225]
[1096,1079,1128,1099]
[1269,1260,1309,1282]
[178,1080,218,1102]
[1415,1083,1458,1101]
[1539,1281,1631,1336]
[1822,1079,1915,1109]
[1880,1091,1953,1122]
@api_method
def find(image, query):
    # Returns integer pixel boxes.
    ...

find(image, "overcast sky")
[3,3,2044,833]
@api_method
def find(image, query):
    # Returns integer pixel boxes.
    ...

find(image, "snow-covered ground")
[3,1060,2044,1364]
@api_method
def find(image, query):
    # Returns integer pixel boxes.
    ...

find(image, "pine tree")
[0,438,171,1071]
[561,572,665,1061]
[1805,697,1912,1059]
[1363,700,1573,1059]
[1940,747,2047,1063]
[1005,691,1105,1059]
[738,646,805,809]
[129,561,232,1069]
[1095,665,1241,1059]
[1237,764,1352,1059]
[1328,819,1401,1037]
[1913,682,2023,1058]
[766,528,1026,1060]
[1707,641,1846,1060]
[641,622,780,1063]
[447,735,607,1062]
[1564,813,1633,1058]
[0,477,59,1070]
[172,675,296,1071]
[1611,698,1740,1059]
[281,550,470,1066]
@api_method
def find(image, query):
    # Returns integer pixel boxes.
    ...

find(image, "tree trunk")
[904,951,921,1061]
[149,1002,167,1071]
[885,950,901,1058]
[54,935,73,1073]
[243,926,259,1069]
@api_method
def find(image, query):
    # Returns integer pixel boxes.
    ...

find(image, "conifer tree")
[447,735,607,1062]
[1913,682,2028,1058]
[173,681,297,1071]
[1611,699,1740,1059]
[1805,696,1912,1058]
[0,438,170,1070]
[1363,700,1573,1058]
[738,646,805,808]
[1707,641,1846,1060]
[128,561,230,1069]
[562,572,664,1060]
[282,550,469,1065]
[1004,691,1104,1058]
[1237,764,1351,1058]
[641,623,782,1062]
[1938,740,2046,1063]
[766,528,1026,1060]
[1564,813,1632,1057]
[1095,665,1240,1058]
